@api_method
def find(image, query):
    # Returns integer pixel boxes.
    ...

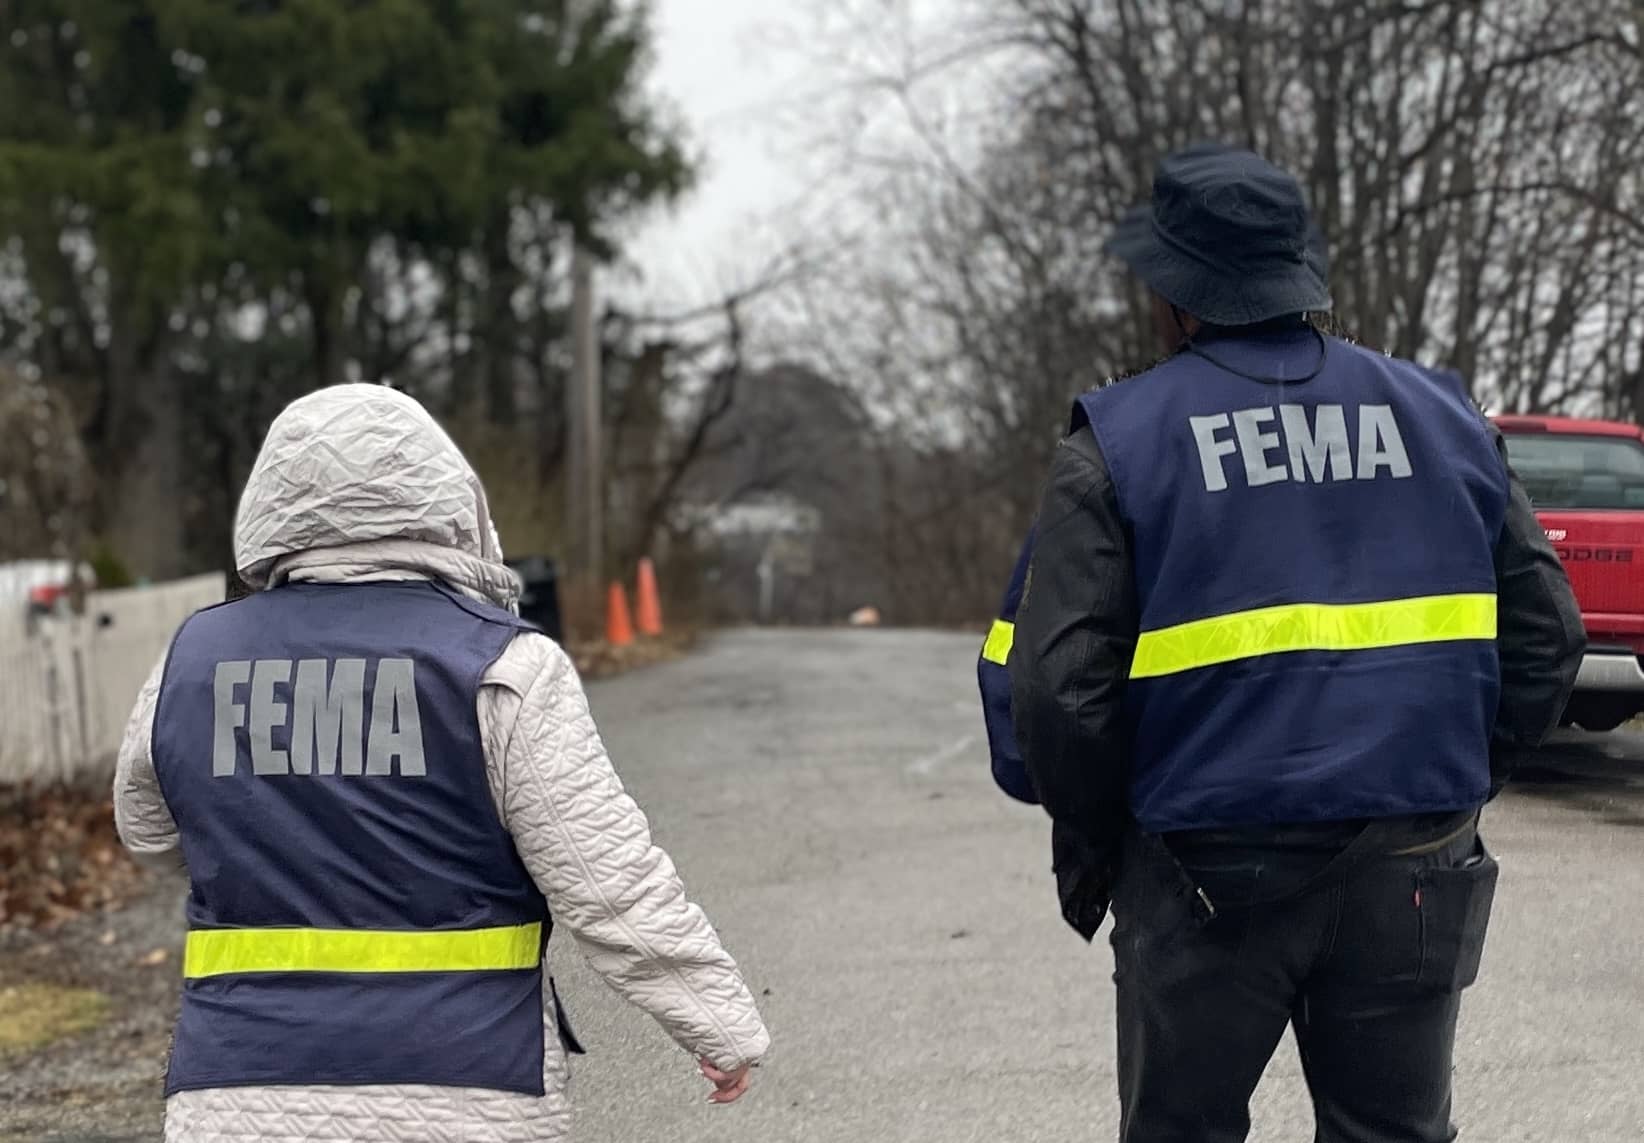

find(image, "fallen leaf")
[138,948,168,967]
[0,785,149,930]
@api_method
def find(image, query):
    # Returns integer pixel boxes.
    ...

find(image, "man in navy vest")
[1009,144,1584,1142]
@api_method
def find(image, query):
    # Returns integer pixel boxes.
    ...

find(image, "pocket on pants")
[1417,838,1499,992]
[1110,844,1261,983]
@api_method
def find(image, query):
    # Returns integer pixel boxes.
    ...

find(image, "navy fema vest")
[151,581,548,1095]
[978,527,1038,803]
[1077,329,1508,832]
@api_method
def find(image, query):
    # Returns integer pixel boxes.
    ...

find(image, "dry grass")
[0,984,110,1056]
[570,629,698,681]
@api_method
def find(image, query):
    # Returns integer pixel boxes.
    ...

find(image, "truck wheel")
[1562,695,1639,733]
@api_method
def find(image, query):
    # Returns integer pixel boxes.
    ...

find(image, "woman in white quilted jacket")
[114,384,770,1142]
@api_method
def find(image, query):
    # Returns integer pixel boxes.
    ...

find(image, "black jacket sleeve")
[1009,426,1137,937]
[1489,426,1585,788]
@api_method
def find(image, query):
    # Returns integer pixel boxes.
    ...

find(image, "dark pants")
[1110,824,1497,1143]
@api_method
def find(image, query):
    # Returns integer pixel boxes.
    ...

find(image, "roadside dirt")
[0,873,184,1142]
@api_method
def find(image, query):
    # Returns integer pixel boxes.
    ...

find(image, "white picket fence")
[0,573,225,785]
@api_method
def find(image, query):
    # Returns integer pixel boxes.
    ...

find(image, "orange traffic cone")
[606,582,635,647]
[635,558,664,637]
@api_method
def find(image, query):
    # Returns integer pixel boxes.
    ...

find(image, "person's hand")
[698,1057,753,1104]
[1052,820,1119,942]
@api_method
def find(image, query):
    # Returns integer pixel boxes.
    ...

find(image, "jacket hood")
[235,384,517,608]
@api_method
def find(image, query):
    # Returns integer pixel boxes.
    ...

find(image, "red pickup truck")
[1494,414,1644,731]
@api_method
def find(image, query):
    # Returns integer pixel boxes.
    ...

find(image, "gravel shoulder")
[1,872,185,1142]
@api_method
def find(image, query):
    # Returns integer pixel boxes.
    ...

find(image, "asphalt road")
[9,628,1644,1141]
[560,629,1644,1143]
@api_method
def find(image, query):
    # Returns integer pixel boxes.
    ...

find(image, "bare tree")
[782,0,1644,623]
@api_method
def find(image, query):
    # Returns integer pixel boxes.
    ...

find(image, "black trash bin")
[507,555,564,642]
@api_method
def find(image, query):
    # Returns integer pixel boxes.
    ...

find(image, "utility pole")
[757,544,776,625]
[566,246,603,590]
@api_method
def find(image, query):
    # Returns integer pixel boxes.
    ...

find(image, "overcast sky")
[620,0,802,313]
[618,0,989,323]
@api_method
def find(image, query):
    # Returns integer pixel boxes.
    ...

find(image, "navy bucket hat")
[1106,143,1332,327]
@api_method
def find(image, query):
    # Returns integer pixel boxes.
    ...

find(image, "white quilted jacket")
[113,384,770,1142]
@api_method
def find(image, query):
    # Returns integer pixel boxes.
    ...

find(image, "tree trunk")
[103,364,186,580]
[305,275,348,390]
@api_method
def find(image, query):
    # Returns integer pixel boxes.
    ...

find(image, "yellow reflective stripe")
[981,619,1015,665]
[1130,594,1497,680]
[183,923,542,979]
